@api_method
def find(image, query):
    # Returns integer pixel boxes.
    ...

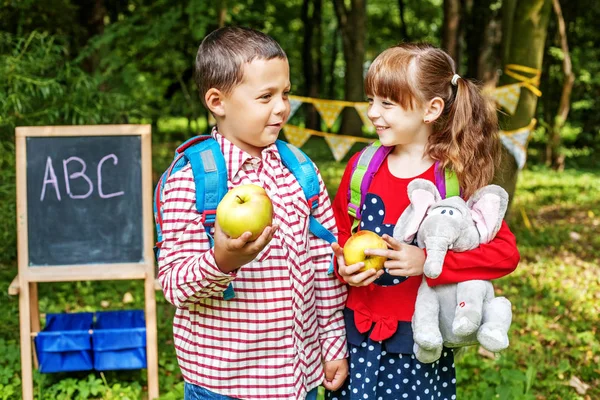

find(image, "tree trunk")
[464,0,502,83]
[398,0,409,40]
[218,0,227,28]
[333,0,366,136]
[302,0,323,130]
[546,0,574,171]
[328,31,339,99]
[442,0,461,63]
[78,0,107,74]
[495,0,552,205]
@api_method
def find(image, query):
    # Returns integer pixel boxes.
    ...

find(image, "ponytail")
[428,76,500,199]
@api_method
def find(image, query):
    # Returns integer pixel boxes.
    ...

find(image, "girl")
[326,43,520,400]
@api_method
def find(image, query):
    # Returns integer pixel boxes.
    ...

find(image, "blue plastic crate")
[92,310,147,371]
[34,312,94,373]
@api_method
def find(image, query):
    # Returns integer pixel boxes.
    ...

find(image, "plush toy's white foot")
[414,343,442,364]
[478,325,509,352]
[414,329,443,350]
[452,316,480,337]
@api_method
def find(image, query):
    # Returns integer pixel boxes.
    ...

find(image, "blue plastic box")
[92,310,147,371]
[35,312,94,373]
[34,310,147,373]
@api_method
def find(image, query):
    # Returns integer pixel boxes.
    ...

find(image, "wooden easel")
[10,125,159,400]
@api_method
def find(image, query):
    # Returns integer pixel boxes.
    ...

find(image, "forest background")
[0,0,598,399]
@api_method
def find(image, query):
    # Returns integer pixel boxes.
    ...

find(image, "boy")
[157,26,348,400]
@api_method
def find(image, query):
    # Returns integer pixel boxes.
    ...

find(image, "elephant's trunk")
[423,238,451,279]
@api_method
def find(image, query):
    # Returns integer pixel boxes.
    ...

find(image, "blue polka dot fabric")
[360,193,408,287]
[326,338,456,400]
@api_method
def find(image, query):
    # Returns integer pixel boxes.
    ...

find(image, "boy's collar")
[210,127,281,179]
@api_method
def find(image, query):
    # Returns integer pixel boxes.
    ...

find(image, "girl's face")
[366,95,430,148]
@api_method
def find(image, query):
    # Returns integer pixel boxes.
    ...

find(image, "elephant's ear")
[467,185,509,244]
[393,179,441,244]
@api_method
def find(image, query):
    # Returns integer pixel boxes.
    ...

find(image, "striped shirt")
[157,130,348,400]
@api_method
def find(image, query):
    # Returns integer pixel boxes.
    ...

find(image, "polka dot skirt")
[326,338,456,400]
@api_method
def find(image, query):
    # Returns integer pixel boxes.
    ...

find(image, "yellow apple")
[343,230,388,272]
[216,184,273,241]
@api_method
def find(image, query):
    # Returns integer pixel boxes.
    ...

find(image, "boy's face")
[216,57,291,157]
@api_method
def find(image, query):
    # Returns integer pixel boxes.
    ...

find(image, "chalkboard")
[25,135,144,266]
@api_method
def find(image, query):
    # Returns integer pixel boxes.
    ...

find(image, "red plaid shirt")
[158,129,348,400]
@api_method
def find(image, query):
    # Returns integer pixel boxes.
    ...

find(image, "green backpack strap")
[444,169,460,198]
[348,141,393,232]
[434,161,461,198]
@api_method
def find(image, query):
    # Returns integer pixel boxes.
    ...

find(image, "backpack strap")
[184,138,229,231]
[276,140,337,246]
[433,161,460,198]
[347,140,393,231]
[154,135,235,300]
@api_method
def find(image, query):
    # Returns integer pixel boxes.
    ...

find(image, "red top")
[332,153,520,342]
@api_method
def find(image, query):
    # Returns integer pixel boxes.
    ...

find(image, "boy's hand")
[333,242,384,286]
[322,358,348,391]
[363,234,425,277]
[213,220,279,273]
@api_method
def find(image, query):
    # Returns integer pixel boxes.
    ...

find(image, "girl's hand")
[333,242,384,286]
[363,234,425,277]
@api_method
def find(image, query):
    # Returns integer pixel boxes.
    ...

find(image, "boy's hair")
[195,26,287,107]
[365,43,500,199]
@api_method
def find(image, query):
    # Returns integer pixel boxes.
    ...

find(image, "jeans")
[184,382,319,400]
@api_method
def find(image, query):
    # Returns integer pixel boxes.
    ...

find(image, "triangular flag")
[488,84,521,114]
[324,135,357,162]
[313,101,345,128]
[288,98,303,121]
[354,103,375,132]
[500,128,532,170]
[283,125,311,148]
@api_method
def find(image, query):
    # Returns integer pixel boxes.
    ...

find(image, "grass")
[0,131,598,399]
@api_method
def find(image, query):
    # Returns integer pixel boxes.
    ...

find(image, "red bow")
[353,304,398,342]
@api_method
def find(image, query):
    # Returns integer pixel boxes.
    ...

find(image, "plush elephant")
[393,178,513,363]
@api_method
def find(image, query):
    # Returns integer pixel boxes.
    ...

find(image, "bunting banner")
[204,90,541,164]
[312,100,345,128]
[354,103,375,132]
[487,83,522,115]
[500,119,537,169]
[282,125,312,148]
[288,97,303,121]
[324,135,359,162]
[284,124,374,162]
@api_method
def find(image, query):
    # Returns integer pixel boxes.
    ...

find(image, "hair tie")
[451,74,461,86]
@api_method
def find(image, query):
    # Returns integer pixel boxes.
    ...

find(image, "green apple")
[343,230,388,272]
[216,184,273,241]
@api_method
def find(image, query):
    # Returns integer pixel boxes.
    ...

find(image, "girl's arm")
[426,220,520,286]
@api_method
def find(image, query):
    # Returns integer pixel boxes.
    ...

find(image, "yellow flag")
[283,125,311,148]
[488,84,521,115]
[324,135,357,162]
[313,101,345,128]
[499,119,537,169]
[353,103,374,132]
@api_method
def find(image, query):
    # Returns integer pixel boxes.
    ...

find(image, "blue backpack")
[154,135,336,300]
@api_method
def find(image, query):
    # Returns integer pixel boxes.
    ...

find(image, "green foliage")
[0,31,140,263]
[0,31,139,140]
